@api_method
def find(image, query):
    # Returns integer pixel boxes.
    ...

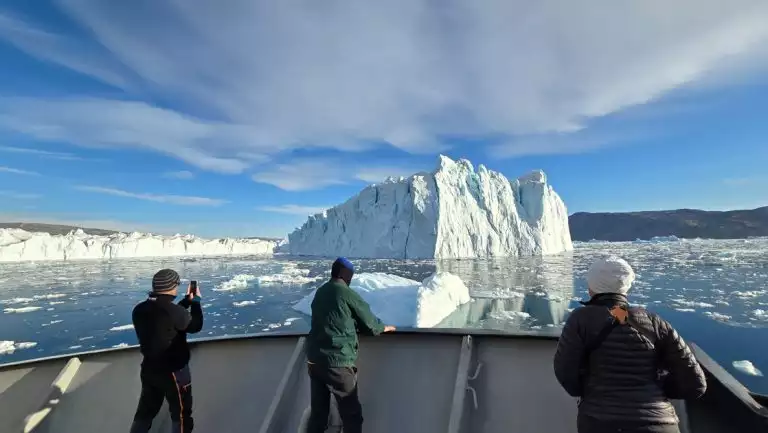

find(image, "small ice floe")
[0,341,38,355]
[703,312,731,322]
[112,343,130,349]
[42,320,64,327]
[675,308,696,313]
[489,311,531,321]
[674,300,714,308]
[214,274,257,291]
[233,300,257,307]
[0,297,34,305]
[110,324,134,331]
[4,306,42,313]
[732,360,763,377]
[731,290,766,299]
[283,317,300,326]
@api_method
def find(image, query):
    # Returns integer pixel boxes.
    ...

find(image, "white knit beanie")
[586,256,635,295]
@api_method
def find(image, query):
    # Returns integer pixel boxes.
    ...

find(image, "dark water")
[1,238,766,393]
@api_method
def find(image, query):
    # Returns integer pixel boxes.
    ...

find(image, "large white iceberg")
[287,155,572,258]
[0,228,280,262]
[293,272,471,328]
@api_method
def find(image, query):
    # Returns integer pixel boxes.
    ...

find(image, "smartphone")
[190,280,198,294]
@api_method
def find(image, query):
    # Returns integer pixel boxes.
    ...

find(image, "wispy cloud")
[354,166,426,184]
[0,1,766,165]
[163,170,195,180]
[257,204,330,216]
[0,166,40,176]
[0,190,41,199]
[0,12,130,89]
[251,159,347,191]
[251,158,429,191]
[74,185,227,206]
[489,128,658,159]
[0,145,84,160]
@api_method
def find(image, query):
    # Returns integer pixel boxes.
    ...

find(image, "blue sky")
[0,1,767,238]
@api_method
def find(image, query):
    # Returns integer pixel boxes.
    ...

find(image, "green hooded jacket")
[306,279,385,367]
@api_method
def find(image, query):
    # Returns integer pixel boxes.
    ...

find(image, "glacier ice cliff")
[287,155,573,258]
[0,229,279,262]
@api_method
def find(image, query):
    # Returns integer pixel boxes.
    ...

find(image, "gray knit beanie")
[152,269,180,293]
[586,256,635,295]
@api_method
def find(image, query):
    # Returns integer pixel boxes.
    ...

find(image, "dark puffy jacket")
[553,293,707,425]
[307,279,385,367]
[132,294,204,372]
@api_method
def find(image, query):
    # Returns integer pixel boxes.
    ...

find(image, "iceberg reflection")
[433,253,575,334]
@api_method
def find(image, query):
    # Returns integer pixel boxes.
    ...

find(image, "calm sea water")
[1,238,766,393]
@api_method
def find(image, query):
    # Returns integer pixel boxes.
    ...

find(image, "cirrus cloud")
[0,0,765,168]
[257,204,330,216]
[74,185,227,206]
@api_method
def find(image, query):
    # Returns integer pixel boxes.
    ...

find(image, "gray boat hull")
[1,330,766,433]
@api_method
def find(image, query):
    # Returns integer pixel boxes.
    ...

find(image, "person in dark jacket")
[130,269,204,433]
[554,256,707,433]
[305,257,396,433]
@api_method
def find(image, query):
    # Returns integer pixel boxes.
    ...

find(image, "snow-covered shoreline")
[0,228,282,262]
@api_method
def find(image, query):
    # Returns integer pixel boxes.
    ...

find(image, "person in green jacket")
[306,257,395,433]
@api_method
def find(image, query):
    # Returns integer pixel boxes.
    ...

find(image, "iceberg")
[0,228,280,262]
[293,272,471,328]
[287,155,572,258]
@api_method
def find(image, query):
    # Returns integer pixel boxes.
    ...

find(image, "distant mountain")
[0,222,119,236]
[569,207,768,242]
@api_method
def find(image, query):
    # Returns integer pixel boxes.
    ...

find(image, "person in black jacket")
[130,269,204,433]
[554,256,706,433]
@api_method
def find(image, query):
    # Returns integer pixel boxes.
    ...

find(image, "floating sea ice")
[0,341,38,355]
[673,300,714,308]
[233,300,257,307]
[732,290,766,299]
[112,343,130,348]
[110,324,134,331]
[490,311,531,321]
[732,360,763,377]
[0,297,34,305]
[4,306,42,313]
[675,308,696,313]
[42,320,64,326]
[215,274,257,291]
[283,317,300,326]
[294,271,470,328]
[703,312,731,321]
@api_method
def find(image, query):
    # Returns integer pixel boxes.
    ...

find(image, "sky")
[0,0,767,238]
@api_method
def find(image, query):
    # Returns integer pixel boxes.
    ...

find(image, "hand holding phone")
[186,280,199,299]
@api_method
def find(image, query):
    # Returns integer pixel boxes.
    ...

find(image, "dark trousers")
[307,363,363,433]
[578,415,680,433]
[130,364,194,433]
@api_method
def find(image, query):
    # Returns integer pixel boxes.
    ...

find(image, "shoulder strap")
[584,304,629,353]
[586,316,619,353]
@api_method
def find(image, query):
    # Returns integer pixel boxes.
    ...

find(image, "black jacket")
[132,294,204,372]
[554,293,707,424]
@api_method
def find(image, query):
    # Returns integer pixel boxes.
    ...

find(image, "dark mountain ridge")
[568,206,768,242]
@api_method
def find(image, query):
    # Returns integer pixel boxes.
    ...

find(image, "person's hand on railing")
[384,325,396,333]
